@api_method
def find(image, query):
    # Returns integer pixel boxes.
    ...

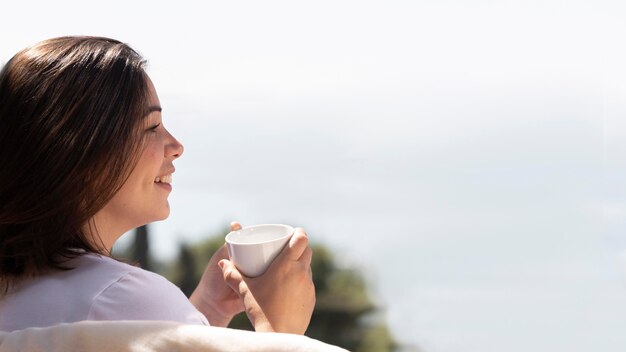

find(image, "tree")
[132,225,151,271]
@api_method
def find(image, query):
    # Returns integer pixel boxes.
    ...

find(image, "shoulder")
[73,253,177,295]
[84,255,208,325]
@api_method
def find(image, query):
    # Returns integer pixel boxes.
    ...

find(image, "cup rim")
[225,224,294,245]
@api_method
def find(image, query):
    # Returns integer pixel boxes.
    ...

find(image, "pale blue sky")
[2,1,626,351]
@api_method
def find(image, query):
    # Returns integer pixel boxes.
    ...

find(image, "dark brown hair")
[0,36,151,291]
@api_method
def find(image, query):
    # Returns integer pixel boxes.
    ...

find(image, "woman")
[0,36,315,334]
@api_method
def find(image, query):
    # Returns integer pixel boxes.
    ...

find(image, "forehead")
[145,75,161,106]
[144,75,161,116]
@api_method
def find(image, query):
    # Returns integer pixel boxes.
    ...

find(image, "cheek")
[138,141,163,171]
[148,147,163,170]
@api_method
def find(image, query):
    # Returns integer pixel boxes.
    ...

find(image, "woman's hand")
[219,227,316,335]
[189,222,245,327]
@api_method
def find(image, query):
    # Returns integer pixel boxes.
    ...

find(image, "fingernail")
[218,260,225,269]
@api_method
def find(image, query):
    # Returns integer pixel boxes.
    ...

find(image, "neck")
[83,212,131,253]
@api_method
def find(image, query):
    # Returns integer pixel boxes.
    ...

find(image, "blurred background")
[2,1,626,351]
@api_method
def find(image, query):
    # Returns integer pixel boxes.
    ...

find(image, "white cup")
[225,224,295,277]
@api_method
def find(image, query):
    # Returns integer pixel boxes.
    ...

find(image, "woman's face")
[92,77,184,243]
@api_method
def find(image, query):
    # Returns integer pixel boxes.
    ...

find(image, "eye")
[147,123,161,132]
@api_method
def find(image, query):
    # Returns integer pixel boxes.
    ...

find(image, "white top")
[0,253,209,332]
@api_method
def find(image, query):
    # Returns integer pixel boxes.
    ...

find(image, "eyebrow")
[144,105,162,118]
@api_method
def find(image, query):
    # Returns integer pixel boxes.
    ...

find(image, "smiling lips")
[154,174,172,184]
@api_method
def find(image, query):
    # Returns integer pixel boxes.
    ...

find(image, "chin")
[154,205,171,221]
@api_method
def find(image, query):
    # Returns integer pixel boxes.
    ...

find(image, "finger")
[219,259,243,291]
[230,221,242,231]
[282,228,308,262]
[300,246,313,266]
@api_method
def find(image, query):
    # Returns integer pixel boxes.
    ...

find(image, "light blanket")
[0,321,349,352]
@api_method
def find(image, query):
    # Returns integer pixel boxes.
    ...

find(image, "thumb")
[219,259,243,291]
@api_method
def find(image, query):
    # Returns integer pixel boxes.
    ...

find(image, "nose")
[166,131,184,159]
